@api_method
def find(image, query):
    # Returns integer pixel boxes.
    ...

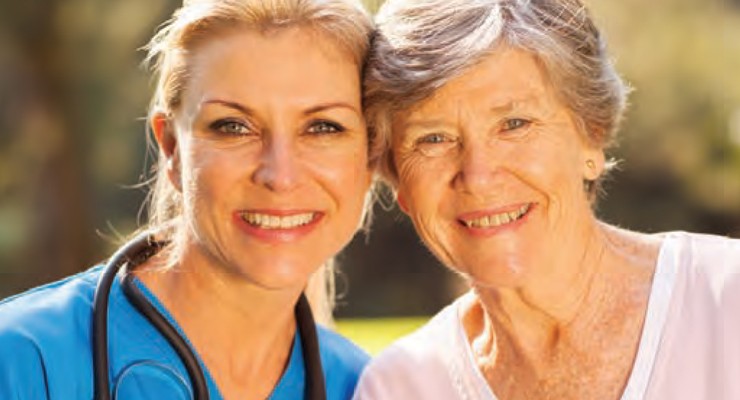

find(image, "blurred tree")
[335,200,465,318]
[590,0,740,237]
[363,0,384,13]
[0,1,91,293]
[0,0,178,296]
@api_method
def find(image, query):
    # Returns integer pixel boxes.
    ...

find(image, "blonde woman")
[0,0,377,398]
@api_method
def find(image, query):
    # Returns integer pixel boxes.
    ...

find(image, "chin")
[232,256,317,291]
[466,271,526,290]
[457,255,531,289]
[245,270,313,292]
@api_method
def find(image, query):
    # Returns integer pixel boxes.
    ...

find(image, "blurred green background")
[1,0,739,351]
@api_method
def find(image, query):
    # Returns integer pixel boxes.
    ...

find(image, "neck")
[469,220,660,365]
[136,243,305,398]
[478,216,607,322]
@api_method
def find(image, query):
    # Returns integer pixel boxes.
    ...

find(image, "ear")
[396,190,409,215]
[583,147,605,181]
[151,113,182,191]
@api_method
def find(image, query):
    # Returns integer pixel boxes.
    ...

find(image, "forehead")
[182,27,361,112]
[403,47,554,120]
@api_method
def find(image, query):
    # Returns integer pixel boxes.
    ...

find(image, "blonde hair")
[365,0,628,200]
[139,0,374,325]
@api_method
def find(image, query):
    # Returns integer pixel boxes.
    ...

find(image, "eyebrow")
[303,102,359,115]
[490,101,517,114]
[402,119,453,131]
[403,98,537,129]
[201,99,359,115]
[202,99,255,115]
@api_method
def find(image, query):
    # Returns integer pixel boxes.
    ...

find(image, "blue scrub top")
[0,266,369,399]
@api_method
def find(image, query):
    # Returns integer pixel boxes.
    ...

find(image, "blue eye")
[307,120,345,135]
[210,119,252,136]
[414,133,458,157]
[502,118,531,131]
[417,133,449,144]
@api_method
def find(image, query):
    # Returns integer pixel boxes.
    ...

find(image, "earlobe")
[583,149,605,181]
[151,113,182,191]
[396,191,409,214]
[151,113,176,157]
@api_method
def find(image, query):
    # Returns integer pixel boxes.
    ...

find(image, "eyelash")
[411,133,459,157]
[208,118,347,139]
[413,118,531,142]
[409,118,532,154]
[209,119,252,136]
[502,118,531,131]
[416,133,454,145]
[307,120,345,135]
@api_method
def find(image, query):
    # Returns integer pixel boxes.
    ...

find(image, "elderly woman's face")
[392,47,603,287]
[168,27,370,290]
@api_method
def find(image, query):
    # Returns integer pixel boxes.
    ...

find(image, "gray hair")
[138,0,374,324]
[364,0,628,197]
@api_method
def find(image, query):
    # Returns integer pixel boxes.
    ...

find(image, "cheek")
[181,143,246,208]
[394,152,423,183]
[396,157,453,224]
[182,150,213,192]
[395,153,445,196]
[317,148,371,204]
[516,136,584,199]
[398,177,444,235]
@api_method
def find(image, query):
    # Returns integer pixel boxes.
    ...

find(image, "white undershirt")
[619,233,679,399]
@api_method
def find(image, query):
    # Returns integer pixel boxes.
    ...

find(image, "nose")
[453,143,498,195]
[252,136,301,192]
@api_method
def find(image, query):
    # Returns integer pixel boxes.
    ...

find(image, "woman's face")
[165,27,371,291]
[392,47,603,288]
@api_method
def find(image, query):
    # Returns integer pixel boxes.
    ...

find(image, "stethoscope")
[91,233,326,400]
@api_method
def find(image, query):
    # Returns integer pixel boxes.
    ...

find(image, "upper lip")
[236,210,322,229]
[237,209,319,216]
[457,202,533,222]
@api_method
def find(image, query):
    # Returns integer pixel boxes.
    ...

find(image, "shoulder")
[0,266,101,335]
[663,231,740,311]
[354,300,462,399]
[0,267,102,396]
[317,325,370,370]
[316,325,369,399]
[649,233,740,394]
[670,231,740,253]
[0,327,51,399]
[667,231,740,278]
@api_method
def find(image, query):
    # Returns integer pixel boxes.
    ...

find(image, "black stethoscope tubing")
[92,233,326,400]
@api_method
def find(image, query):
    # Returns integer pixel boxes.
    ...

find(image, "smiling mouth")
[240,212,317,229]
[460,203,532,228]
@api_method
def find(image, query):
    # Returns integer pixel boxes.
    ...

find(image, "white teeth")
[500,213,511,224]
[242,212,315,229]
[464,204,531,228]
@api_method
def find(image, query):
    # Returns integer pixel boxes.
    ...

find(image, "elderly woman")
[354,0,740,399]
[0,0,377,398]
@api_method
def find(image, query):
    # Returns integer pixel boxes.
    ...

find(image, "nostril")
[252,146,300,191]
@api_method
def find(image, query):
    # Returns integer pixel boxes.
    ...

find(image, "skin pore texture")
[392,47,663,399]
[139,27,371,399]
